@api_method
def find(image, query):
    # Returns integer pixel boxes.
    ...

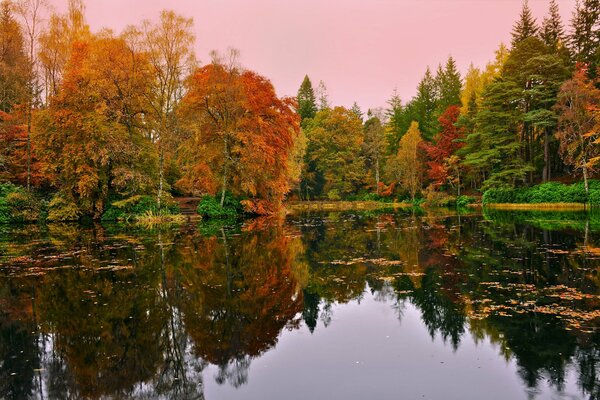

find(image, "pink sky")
[48,0,577,111]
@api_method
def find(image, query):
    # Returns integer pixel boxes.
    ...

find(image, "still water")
[0,209,599,400]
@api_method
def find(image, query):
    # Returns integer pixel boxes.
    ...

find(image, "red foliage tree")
[422,105,464,188]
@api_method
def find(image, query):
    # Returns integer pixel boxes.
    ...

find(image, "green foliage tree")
[303,107,366,199]
[362,116,386,194]
[297,75,317,125]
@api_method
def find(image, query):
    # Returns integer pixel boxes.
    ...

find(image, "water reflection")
[0,209,599,399]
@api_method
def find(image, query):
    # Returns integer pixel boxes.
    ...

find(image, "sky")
[47,0,578,111]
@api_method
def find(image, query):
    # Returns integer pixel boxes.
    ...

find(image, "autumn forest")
[0,0,599,222]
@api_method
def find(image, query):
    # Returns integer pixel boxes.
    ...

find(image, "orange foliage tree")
[178,58,300,214]
[33,36,156,217]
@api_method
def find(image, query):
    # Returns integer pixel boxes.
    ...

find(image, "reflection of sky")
[203,290,582,400]
[46,0,576,111]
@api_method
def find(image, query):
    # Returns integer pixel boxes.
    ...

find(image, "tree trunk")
[543,128,550,183]
[157,145,164,209]
[583,161,589,196]
[375,157,380,195]
[220,137,228,208]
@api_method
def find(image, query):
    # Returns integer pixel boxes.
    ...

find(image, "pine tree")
[436,56,462,113]
[297,75,317,124]
[541,0,567,53]
[569,0,600,69]
[511,0,539,47]
[412,67,438,140]
[351,101,363,121]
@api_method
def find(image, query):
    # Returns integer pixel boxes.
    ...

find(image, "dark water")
[1,209,600,400]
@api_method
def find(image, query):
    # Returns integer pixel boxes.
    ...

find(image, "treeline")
[0,0,301,222]
[1,0,600,223]
[296,0,600,203]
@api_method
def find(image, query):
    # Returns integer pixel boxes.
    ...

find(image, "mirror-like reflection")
[0,209,600,399]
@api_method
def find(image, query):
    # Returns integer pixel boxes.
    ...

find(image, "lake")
[0,209,599,400]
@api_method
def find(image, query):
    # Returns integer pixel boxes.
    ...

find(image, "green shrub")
[0,183,44,223]
[327,189,341,201]
[456,195,476,208]
[197,193,242,219]
[483,180,600,205]
[47,194,81,222]
[102,195,179,222]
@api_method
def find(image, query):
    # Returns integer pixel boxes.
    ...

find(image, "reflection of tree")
[171,223,304,387]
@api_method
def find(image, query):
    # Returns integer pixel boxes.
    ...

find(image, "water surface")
[0,209,599,399]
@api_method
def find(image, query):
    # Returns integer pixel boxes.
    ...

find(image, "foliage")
[178,60,300,214]
[302,107,365,199]
[388,122,424,201]
[197,193,243,219]
[297,75,317,124]
[102,195,179,222]
[47,193,81,222]
[483,181,600,205]
[455,195,476,208]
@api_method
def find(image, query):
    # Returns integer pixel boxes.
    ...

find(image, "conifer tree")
[541,0,567,53]
[436,56,462,113]
[511,0,539,47]
[569,0,599,70]
[297,75,317,124]
[412,67,438,140]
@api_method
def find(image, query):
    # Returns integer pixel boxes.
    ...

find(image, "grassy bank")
[286,200,413,213]
[484,202,587,211]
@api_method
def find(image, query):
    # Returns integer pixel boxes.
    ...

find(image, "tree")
[569,0,600,70]
[315,80,329,110]
[297,75,317,124]
[555,64,600,194]
[178,59,300,214]
[33,40,147,217]
[362,116,386,194]
[139,10,196,208]
[351,101,363,121]
[15,0,48,190]
[303,107,365,199]
[390,121,423,201]
[511,0,538,47]
[541,0,567,53]
[412,67,438,140]
[38,0,90,100]
[423,106,464,191]
[0,0,28,113]
[385,90,411,153]
[436,56,462,114]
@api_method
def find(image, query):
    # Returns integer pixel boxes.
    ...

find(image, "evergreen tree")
[436,56,462,113]
[511,0,539,47]
[412,67,438,140]
[351,101,363,121]
[569,0,600,70]
[385,90,411,154]
[297,75,317,124]
[541,0,567,53]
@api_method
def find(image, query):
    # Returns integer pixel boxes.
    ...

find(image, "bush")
[483,180,600,205]
[327,189,341,201]
[197,193,242,219]
[0,183,44,224]
[102,195,179,222]
[47,194,81,222]
[456,195,476,208]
